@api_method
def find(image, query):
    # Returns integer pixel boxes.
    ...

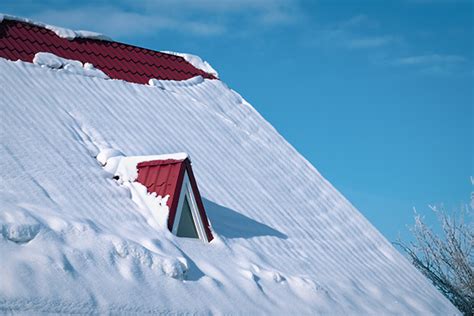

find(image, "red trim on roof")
[136,158,214,242]
[0,19,217,84]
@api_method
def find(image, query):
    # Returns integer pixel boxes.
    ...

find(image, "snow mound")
[162,51,219,78]
[113,239,188,280]
[33,52,109,79]
[1,13,111,41]
[1,209,42,244]
[2,223,41,243]
[96,148,124,166]
[149,76,204,91]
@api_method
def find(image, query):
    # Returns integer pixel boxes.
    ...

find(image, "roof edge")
[138,158,188,168]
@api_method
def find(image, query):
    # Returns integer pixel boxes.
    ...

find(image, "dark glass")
[176,197,199,238]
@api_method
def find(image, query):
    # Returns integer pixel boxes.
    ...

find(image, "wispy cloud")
[26,0,303,39]
[336,14,379,29]
[394,54,467,65]
[314,14,471,75]
[391,54,468,75]
[315,14,399,51]
[32,8,225,37]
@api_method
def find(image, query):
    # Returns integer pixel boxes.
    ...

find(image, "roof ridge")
[6,18,183,61]
[0,18,217,83]
[4,36,179,68]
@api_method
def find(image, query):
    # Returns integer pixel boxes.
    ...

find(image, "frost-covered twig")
[395,203,473,315]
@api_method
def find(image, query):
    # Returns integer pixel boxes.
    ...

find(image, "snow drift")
[0,52,458,314]
[33,52,109,79]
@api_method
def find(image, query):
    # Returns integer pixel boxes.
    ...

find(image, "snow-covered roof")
[0,15,459,315]
[0,16,217,84]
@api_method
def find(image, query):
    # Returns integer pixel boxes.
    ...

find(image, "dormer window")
[136,156,213,242]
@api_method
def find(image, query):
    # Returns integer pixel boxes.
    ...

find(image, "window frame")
[171,170,209,242]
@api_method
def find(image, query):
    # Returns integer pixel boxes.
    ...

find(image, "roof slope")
[0,18,216,83]
[0,18,458,315]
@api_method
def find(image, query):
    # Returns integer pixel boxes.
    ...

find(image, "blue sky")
[3,0,473,243]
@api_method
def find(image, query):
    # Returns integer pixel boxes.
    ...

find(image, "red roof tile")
[0,19,217,84]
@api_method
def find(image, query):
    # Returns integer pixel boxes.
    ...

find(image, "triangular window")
[176,196,199,238]
[171,170,210,241]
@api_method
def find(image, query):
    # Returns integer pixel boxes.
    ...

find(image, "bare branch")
[395,202,473,315]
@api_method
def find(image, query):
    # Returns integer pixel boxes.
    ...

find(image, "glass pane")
[176,196,199,238]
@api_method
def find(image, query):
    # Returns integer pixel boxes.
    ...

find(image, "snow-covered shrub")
[396,199,473,315]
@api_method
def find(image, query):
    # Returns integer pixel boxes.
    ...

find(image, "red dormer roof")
[136,157,214,242]
[0,18,217,84]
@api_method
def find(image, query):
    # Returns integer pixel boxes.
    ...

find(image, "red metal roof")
[136,158,214,242]
[0,18,217,84]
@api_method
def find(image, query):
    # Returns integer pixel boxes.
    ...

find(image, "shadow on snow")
[203,198,287,240]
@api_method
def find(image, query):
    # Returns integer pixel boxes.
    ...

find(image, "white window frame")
[171,171,209,242]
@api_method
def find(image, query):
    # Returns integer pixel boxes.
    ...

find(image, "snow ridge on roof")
[0,15,218,83]
[33,52,109,79]
[162,51,219,78]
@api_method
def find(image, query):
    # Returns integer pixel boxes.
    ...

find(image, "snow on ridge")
[148,76,204,90]
[1,13,111,41]
[1,13,218,79]
[162,51,219,78]
[33,52,109,79]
